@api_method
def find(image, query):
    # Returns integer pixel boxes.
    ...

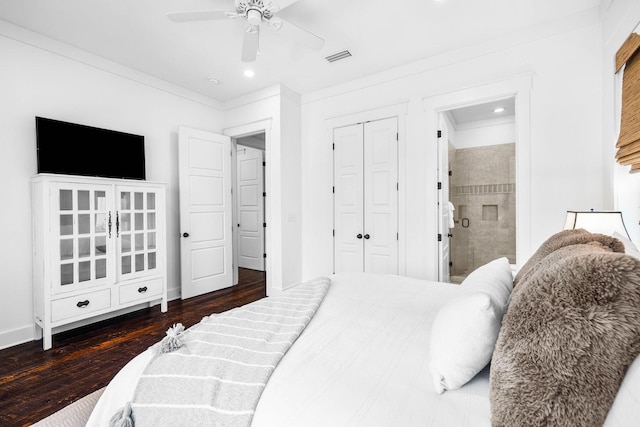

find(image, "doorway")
[439,97,517,283]
[234,133,266,277]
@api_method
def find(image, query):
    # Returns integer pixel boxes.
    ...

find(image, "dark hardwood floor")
[0,268,266,426]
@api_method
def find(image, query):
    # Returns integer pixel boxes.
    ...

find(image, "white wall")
[602,0,640,245]
[222,85,302,294]
[452,119,515,150]
[0,27,224,348]
[300,15,604,281]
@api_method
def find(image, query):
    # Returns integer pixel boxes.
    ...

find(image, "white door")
[178,127,233,299]
[333,118,398,274]
[364,117,398,274]
[437,113,451,282]
[236,146,265,271]
[333,123,364,273]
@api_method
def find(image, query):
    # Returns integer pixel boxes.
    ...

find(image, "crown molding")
[0,19,224,111]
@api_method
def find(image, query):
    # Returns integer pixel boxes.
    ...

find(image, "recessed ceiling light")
[207,77,220,85]
[244,69,255,78]
[493,107,505,113]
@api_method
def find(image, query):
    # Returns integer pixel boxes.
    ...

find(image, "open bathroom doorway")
[438,97,517,284]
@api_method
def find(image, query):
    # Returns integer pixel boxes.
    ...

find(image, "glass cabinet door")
[52,184,114,292]
[116,187,161,280]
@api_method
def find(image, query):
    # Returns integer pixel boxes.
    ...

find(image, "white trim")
[422,74,533,278]
[222,86,282,111]
[1,297,172,349]
[224,119,275,295]
[325,102,409,276]
[302,8,598,105]
[0,19,223,110]
[0,325,34,350]
[325,102,409,129]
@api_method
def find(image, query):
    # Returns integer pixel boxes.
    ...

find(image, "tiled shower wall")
[449,142,516,279]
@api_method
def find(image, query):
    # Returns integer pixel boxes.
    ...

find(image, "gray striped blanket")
[111,277,331,427]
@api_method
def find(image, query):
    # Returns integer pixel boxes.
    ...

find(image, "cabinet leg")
[43,327,52,351]
[161,297,168,313]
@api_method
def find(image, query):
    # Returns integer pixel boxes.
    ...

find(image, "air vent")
[325,50,352,63]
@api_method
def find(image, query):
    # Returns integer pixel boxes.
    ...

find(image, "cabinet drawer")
[120,278,163,305]
[51,289,111,323]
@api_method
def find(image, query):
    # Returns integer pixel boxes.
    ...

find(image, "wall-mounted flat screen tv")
[36,116,146,180]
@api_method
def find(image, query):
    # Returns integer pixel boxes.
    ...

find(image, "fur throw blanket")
[512,229,625,287]
[490,241,640,427]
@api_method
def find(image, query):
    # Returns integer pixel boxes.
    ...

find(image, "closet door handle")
[356,234,363,239]
[364,234,370,239]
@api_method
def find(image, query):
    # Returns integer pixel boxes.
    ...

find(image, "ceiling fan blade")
[241,26,260,62]
[272,0,302,12]
[272,17,324,51]
[167,10,231,23]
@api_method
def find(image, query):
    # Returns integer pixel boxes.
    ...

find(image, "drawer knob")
[138,286,148,293]
[76,300,90,308]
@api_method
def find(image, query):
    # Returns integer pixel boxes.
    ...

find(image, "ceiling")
[448,97,516,127]
[0,0,601,102]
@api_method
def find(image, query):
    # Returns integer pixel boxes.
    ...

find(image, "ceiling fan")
[167,0,325,62]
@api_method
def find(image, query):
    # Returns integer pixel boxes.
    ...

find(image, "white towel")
[448,202,455,229]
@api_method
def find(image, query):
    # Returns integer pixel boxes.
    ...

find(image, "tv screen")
[36,117,146,180]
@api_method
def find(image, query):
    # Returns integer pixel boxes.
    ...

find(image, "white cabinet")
[333,117,399,274]
[32,174,168,350]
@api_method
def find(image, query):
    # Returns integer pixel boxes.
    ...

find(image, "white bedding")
[88,273,491,426]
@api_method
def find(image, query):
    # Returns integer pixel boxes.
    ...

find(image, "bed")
[87,230,640,427]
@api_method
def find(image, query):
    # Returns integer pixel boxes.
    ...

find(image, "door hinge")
[333,229,335,237]
[437,182,442,190]
[437,130,442,138]
[449,261,453,267]
[263,253,267,258]
[332,186,335,194]
[263,222,267,228]
[263,161,266,167]
[449,170,453,177]
[397,232,399,240]
[332,143,335,150]
[396,182,399,191]
[263,192,266,197]
[396,133,399,141]
[438,233,442,242]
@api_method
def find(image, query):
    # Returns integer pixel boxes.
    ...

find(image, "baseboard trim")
[0,325,37,350]
[0,289,181,350]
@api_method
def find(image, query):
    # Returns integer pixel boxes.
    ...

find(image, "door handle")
[357,234,363,239]
[182,232,190,238]
[364,234,370,239]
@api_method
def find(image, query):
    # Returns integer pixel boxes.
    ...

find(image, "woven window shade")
[616,32,640,174]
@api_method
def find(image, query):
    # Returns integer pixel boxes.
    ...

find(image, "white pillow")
[461,257,513,307]
[429,257,513,394]
[612,231,640,259]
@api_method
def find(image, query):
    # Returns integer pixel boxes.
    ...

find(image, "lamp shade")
[563,211,630,238]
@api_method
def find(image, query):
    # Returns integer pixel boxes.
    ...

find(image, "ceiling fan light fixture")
[246,9,262,26]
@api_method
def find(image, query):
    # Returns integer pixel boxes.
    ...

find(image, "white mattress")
[88,273,492,426]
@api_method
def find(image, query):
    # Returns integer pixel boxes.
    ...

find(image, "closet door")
[363,117,398,274]
[333,117,398,274]
[333,123,364,272]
